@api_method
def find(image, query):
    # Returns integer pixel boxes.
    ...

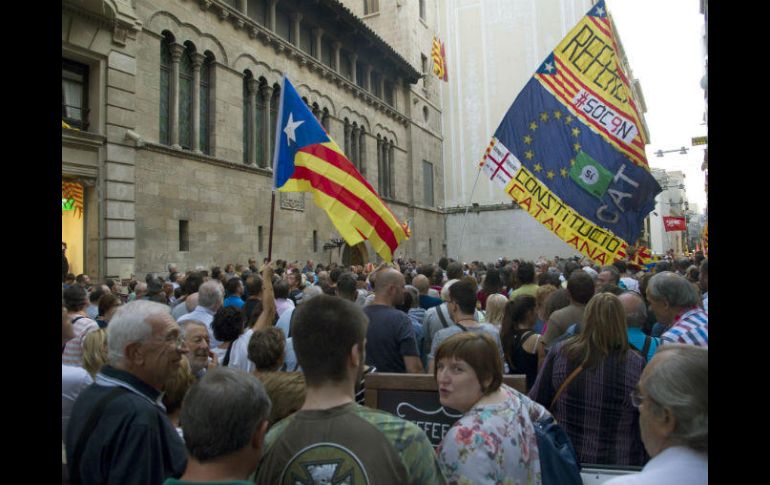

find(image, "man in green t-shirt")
[255,295,446,485]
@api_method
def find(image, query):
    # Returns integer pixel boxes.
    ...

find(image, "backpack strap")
[455,323,468,332]
[287,308,297,338]
[641,335,652,361]
[70,386,127,484]
[436,304,450,328]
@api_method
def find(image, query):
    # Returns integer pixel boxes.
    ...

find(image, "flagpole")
[457,166,483,261]
[268,190,276,261]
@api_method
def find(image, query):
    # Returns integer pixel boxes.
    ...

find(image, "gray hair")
[180,319,207,336]
[404,285,420,308]
[600,265,620,283]
[181,367,271,461]
[647,271,700,308]
[620,291,647,328]
[107,300,171,364]
[301,284,323,303]
[643,344,708,453]
[198,280,224,309]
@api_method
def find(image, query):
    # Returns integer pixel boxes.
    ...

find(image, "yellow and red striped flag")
[272,76,408,262]
[432,37,448,82]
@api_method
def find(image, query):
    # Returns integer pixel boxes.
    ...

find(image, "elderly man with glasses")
[65,300,189,485]
[606,344,708,485]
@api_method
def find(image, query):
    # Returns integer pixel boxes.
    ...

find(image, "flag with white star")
[272,75,408,262]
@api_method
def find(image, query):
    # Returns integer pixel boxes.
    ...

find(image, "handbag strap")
[549,364,584,411]
[70,386,127,484]
[641,335,652,361]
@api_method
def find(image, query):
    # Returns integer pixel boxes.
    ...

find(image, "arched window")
[199,53,212,154]
[178,44,194,149]
[242,71,252,163]
[159,33,173,145]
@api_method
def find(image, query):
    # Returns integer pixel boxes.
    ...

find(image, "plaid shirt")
[661,308,708,347]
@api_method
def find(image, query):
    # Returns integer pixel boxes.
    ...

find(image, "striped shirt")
[661,308,708,347]
[62,314,99,367]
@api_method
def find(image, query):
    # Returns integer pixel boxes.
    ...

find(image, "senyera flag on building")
[432,36,448,82]
[479,0,661,265]
[663,216,686,232]
[272,75,408,262]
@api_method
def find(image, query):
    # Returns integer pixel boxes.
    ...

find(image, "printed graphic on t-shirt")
[281,442,370,485]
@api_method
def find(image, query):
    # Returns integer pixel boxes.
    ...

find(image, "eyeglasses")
[630,389,656,408]
[148,334,186,350]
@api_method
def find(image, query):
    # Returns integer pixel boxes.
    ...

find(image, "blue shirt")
[626,327,660,363]
[223,295,245,309]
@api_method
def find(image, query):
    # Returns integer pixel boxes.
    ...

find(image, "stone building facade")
[62,0,446,280]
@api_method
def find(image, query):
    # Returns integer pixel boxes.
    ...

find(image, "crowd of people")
[62,252,708,484]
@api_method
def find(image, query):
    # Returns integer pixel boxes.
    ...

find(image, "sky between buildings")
[606,0,708,213]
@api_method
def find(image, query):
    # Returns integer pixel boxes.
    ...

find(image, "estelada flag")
[432,37,448,82]
[478,0,661,265]
[272,75,408,262]
[663,216,686,232]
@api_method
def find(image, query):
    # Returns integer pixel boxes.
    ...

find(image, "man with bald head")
[363,268,423,373]
[620,291,661,363]
[412,274,442,310]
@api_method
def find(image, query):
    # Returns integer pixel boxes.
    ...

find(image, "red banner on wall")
[663,216,686,232]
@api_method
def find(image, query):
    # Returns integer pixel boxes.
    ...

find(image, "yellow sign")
[691,136,708,146]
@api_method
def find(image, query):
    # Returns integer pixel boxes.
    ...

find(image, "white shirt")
[621,276,640,293]
[62,364,93,441]
[178,306,219,347]
[227,328,255,373]
[602,446,707,485]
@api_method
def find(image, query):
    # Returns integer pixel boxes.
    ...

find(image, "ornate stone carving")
[199,0,212,11]
[279,192,305,211]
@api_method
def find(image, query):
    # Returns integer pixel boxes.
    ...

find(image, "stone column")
[191,52,205,153]
[389,142,395,198]
[376,137,383,194]
[313,28,324,61]
[344,122,352,161]
[358,130,366,176]
[236,0,246,14]
[351,126,359,170]
[247,77,259,165]
[364,65,373,91]
[333,41,342,72]
[291,13,302,48]
[379,76,386,100]
[262,84,274,168]
[169,43,185,149]
[350,53,358,85]
[268,0,277,31]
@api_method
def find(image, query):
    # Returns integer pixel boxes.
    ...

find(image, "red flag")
[663,216,686,232]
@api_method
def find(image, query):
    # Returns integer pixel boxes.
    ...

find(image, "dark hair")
[183,272,204,295]
[431,268,444,286]
[517,262,536,285]
[336,272,358,300]
[63,285,88,311]
[210,266,223,280]
[211,307,245,343]
[225,277,242,296]
[537,271,561,287]
[168,272,179,283]
[247,327,286,371]
[446,262,464,280]
[181,368,270,462]
[418,264,435,279]
[434,332,503,395]
[89,286,107,304]
[613,260,627,274]
[655,260,673,273]
[544,288,571,319]
[274,280,290,299]
[105,278,116,290]
[329,268,343,284]
[500,295,537,365]
[448,279,477,315]
[482,268,503,294]
[98,293,121,318]
[76,274,89,285]
[246,275,263,297]
[567,270,595,304]
[563,261,580,279]
[292,295,367,385]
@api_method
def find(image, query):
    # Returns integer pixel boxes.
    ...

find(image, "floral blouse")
[437,384,549,485]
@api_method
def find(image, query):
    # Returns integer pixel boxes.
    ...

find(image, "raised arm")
[252,261,276,331]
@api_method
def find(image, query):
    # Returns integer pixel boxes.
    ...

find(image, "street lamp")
[654,147,689,157]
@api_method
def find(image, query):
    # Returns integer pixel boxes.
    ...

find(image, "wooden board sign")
[364,373,527,447]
